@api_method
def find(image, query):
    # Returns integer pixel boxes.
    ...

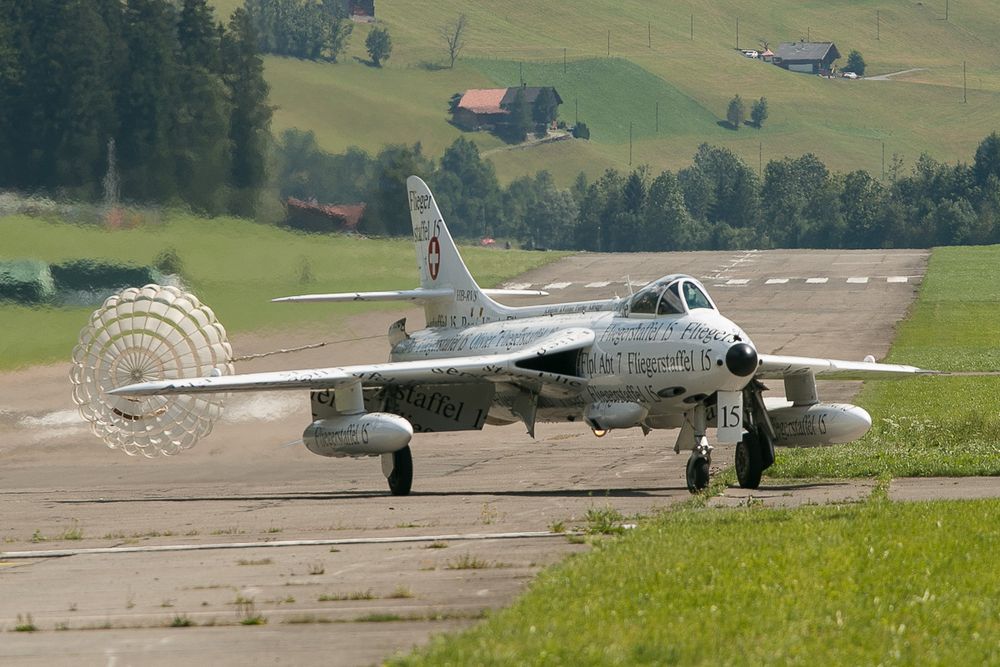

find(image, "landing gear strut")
[382,446,413,496]
[684,403,712,493]
[685,439,712,493]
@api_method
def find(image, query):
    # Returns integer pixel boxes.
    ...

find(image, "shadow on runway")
[55,486,686,504]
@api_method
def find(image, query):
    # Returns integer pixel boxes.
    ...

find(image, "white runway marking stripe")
[886,276,909,283]
[726,278,750,285]
[846,277,870,284]
[765,278,789,285]
[502,282,533,290]
[806,277,829,284]
[544,281,572,289]
[585,281,611,288]
[0,530,576,559]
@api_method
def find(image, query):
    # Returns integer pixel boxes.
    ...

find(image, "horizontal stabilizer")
[273,287,548,304]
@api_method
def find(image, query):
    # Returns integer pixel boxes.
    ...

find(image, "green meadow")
[212,0,1000,184]
[394,495,1000,665]
[770,244,1000,479]
[0,214,562,370]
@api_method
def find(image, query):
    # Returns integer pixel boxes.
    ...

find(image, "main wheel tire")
[387,445,413,496]
[685,455,710,493]
[735,432,764,489]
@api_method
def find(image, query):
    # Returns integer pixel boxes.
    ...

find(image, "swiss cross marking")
[428,236,441,280]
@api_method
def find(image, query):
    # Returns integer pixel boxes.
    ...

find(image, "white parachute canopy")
[70,284,233,457]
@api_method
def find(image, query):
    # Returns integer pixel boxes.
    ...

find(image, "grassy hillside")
[0,214,561,370]
[211,0,1000,185]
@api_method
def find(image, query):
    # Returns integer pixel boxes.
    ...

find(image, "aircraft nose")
[725,342,758,377]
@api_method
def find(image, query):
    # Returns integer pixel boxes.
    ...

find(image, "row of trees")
[244,0,353,61]
[276,131,1000,252]
[0,0,272,216]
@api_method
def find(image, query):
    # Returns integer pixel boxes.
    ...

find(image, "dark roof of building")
[500,86,564,108]
[774,41,840,62]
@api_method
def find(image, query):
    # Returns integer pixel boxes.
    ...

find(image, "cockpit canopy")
[626,275,716,317]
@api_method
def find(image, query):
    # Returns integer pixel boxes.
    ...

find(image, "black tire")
[735,432,763,489]
[387,446,413,496]
[685,455,710,493]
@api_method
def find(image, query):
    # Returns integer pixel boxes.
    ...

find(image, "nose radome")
[725,342,758,377]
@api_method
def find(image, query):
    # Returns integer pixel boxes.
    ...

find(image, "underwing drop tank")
[767,402,872,448]
[584,401,648,432]
[303,413,413,458]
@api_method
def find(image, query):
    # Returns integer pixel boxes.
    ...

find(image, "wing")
[757,353,933,380]
[109,328,594,398]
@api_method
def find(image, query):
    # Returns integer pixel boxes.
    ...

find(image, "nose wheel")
[685,438,713,493]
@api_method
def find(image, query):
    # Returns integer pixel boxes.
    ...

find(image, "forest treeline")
[0,0,272,216]
[276,130,1000,250]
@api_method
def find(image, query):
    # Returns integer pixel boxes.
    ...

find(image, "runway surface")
[0,248,952,665]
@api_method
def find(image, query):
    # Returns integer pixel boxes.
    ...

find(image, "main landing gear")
[382,446,413,496]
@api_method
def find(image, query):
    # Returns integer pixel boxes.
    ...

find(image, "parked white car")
[742,50,759,58]
[842,71,859,79]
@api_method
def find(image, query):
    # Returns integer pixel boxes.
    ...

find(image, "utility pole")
[563,48,567,74]
[963,60,967,103]
[648,22,651,48]
[877,10,880,41]
[519,61,523,86]
[607,30,610,57]
[736,17,739,50]
[629,122,633,165]
[690,14,694,40]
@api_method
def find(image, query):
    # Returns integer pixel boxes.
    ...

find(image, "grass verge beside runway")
[0,214,564,370]
[770,244,1000,479]
[392,494,1000,665]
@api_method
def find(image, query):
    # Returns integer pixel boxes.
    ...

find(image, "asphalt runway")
[0,248,936,665]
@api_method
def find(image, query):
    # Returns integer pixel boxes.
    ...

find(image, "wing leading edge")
[109,328,595,398]
[757,353,934,380]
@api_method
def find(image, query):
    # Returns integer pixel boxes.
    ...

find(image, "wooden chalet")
[772,42,841,75]
[453,86,563,130]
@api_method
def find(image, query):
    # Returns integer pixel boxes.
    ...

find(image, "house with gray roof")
[772,42,841,75]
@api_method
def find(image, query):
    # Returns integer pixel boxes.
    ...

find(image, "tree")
[973,132,1000,188]
[572,122,590,140]
[531,87,558,134]
[846,50,866,76]
[751,96,768,129]
[440,14,467,68]
[726,95,746,130]
[223,7,273,216]
[504,88,531,143]
[365,26,392,66]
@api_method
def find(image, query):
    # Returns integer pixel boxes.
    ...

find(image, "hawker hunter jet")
[72,176,931,494]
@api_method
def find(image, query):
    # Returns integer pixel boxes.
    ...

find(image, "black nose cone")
[725,343,758,377]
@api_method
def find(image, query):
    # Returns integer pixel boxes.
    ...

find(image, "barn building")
[453,86,563,131]
[772,42,841,75]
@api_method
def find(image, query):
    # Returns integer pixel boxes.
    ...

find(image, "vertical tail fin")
[406,176,507,327]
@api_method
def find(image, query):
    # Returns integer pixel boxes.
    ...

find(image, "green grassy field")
[394,495,1000,665]
[0,214,562,370]
[770,244,1000,479]
[210,0,1000,184]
